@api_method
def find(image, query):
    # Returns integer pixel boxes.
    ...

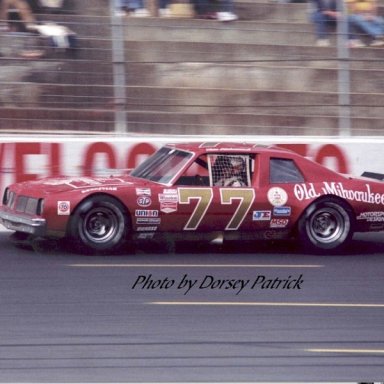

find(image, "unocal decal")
[57,201,70,215]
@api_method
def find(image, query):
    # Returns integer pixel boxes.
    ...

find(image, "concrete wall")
[0,136,384,195]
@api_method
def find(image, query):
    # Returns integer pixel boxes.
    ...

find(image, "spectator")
[310,0,339,46]
[31,22,78,52]
[38,0,64,12]
[158,0,171,17]
[191,0,216,19]
[216,0,238,22]
[0,0,36,31]
[347,0,384,46]
[191,0,238,21]
[114,0,149,17]
[310,0,363,47]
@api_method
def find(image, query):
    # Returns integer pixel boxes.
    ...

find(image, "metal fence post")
[337,0,351,136]
[147,0,159,16]
[109,0,128,134]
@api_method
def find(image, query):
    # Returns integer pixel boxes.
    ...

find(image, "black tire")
[298,199,354,252]
[68,195,129,254]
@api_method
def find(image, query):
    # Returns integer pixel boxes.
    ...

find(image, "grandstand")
[0,0,383,135]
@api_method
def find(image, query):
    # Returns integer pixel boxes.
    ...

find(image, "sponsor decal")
[137,196,152,207]
[137,226,158,232]
[273,206,291,216]
[264,230,287,240]
[135,209,159,217]
[252,210,271,221]
[97,177,127,184]
[160,202,178,214]
[267,187,288,207]
[294,182,384,205]
[57,201,70,215]
[357,211,384,222]
[137,233,155,239]
[44,178,128,189]
[136,218,161,225]
[159,193,179,203]
[270,218,289,228]
[370,224,384,230]
[163,189,178,194]
[81,187,117,194]
[44,177,101,187]
[159,190,179,212]
[136,188,151,196]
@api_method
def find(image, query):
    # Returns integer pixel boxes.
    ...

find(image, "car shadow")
[131,234,384,257]
[4,231,384,258]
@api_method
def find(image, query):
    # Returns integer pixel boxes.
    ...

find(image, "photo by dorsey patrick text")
[131,273,304,295]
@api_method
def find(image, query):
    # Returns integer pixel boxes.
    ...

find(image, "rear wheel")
[298,199,354,252]
[68,195,129,254]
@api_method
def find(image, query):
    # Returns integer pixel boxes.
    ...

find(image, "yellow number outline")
[220,188,256,230]
[179,188,213,230]
[178,188,255,231]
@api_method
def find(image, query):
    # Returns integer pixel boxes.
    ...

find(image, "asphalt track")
[0,228,383,383]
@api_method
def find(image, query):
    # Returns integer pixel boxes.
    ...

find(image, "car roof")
[165,142,293,156]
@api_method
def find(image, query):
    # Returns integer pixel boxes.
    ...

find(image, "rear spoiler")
[361,171,384,181]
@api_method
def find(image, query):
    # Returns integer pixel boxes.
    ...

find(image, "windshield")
[131,146,193,184]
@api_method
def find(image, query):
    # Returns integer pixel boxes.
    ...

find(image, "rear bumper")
[0,209,46,236]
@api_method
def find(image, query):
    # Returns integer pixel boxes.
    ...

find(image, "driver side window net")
[209,154,252,187]
[270,158,304,183]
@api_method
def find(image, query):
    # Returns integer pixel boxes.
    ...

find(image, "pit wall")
[0,136,383,194]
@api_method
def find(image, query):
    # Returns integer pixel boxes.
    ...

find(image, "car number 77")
[178,188,255,231]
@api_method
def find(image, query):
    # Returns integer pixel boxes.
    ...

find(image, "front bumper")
[0,209,46,236]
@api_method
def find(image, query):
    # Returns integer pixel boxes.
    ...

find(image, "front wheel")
[68,195,129,254]
[298,199,354,253]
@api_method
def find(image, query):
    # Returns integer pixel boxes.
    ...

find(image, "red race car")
[0,142,384,253]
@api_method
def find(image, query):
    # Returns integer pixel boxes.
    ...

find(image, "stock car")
[1,141,384,254]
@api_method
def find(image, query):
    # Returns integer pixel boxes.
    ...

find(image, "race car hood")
[9,175,140,195]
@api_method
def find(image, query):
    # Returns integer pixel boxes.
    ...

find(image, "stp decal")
[137,196,152,207]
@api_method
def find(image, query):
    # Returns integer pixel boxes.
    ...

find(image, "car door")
[162,153,257,233]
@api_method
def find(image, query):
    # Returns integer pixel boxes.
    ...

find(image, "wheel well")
[295,195,356,233]
[67,193,131,233]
